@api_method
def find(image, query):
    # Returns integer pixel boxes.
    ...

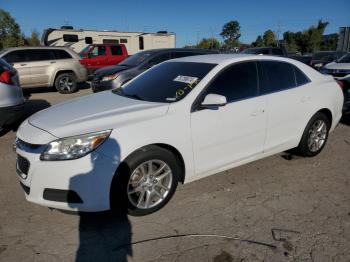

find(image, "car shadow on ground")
[22,82,90,95]
[0,98,51,137]
[340,114,350,126]
[67,138,132,262]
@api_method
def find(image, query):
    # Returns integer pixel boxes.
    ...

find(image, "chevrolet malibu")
[14,55,344,216]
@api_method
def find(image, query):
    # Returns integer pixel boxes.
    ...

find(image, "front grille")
[15,138,42,150]
[17,155,30,176]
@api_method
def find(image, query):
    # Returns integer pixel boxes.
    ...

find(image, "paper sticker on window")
[173,75,198,85]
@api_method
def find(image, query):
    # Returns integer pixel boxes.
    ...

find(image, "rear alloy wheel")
[297,112,330,157]
[111,146,180,216]
[55,73,77,94]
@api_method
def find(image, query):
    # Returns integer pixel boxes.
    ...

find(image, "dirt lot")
[0,87,349,262]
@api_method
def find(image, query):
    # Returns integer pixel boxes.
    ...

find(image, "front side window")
[113,62,216,103]
[260,61,296,94]
[338,53,350,63]
[91,46,106,57]
[204,61,258,102]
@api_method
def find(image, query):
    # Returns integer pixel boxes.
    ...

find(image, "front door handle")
[250,108,265,116]
[20,64,27,66]
[50,61,56,64]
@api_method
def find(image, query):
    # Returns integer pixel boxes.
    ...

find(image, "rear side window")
[3,50,28,63]
[53,50,72,59]
[260,61,296,94]
[63,34,78,42]
[110,45,123,55]
[205,61,258,102]
[293,66,310,86]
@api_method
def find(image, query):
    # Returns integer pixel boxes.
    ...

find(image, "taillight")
[0,70,13,85]
[336,80,344,90]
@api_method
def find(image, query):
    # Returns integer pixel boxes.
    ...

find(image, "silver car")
[0,47,87,94]
[0,58,24,131]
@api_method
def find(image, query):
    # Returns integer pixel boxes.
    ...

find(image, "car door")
[259,60,312,152]
[3,50,32,87]
[109,45,125,65]
[88,46,107,69]
[29,50,54,86]
[190,61,267,175]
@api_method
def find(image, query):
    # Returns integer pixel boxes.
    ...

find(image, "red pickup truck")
[79,44,128,74]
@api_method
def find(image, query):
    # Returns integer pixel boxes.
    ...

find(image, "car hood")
[324,62,350,70]
[94,65,131,77]
[28,91,169,138]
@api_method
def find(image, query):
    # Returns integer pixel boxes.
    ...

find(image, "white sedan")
[15,54,344,216]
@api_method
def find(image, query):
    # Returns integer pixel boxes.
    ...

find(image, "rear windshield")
[113,61,216,103]
[119,51,154,67]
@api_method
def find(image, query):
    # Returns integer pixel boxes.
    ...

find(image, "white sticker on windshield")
[173,75,198,85]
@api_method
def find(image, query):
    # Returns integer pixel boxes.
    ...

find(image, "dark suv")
[90,48,218,92]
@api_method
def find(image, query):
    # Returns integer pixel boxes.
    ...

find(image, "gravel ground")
[0,87,349,262]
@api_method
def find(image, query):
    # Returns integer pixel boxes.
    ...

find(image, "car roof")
[169,54,296,64]
[2,46,73,52]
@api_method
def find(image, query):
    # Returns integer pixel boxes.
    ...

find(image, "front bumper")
[91,79,118,93]
[15,138,119,212]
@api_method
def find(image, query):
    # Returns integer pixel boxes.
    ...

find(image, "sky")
[1,0,350,47]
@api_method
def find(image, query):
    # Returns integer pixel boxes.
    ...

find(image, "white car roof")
[171,54,324,81]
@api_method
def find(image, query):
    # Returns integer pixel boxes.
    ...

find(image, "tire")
[54,73,78,94]
[296,112,330,157]
[110,146,180,216]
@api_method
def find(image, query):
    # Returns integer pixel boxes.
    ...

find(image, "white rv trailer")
[41,27,176,54]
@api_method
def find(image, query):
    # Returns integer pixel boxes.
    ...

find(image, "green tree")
[252,35,264,47]
[320,33,338,51]
[0,8,23,49]
[196,37,221,49]
[263,30,276,47]
[283,31,298,51]
[220,20,241,47]
[26,30,41,46]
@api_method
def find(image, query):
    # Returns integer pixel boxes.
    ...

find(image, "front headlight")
[102,73,119,82]
[40,130,111,161]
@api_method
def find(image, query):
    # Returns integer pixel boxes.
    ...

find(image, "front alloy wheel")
[127,160,172,209]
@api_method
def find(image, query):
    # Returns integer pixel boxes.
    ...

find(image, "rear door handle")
[20,64,27,66]
[50,61,56,64]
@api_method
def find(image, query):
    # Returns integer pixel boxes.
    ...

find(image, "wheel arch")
[317,108,333,128]
[51,70,76,86]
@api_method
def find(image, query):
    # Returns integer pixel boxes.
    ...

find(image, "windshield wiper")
[114,88,143,101]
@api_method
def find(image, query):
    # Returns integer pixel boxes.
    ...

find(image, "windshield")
[113,62,216,103]
[337,53,350,63]
[79,45,92,57]
[119,51,154,67]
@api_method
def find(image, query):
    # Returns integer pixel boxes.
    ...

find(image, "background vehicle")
[15,55,343,215]
[0,58,24,131]
[289,54,312,65]
[310,51,347,70]
[0,47,87,94]
[241,47,288,56]
[321,53,350,78]
[41,26,175,54]
[79,44,128,74]
[91,48,218,92]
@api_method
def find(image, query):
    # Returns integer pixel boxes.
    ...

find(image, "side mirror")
[201,94,227,108]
